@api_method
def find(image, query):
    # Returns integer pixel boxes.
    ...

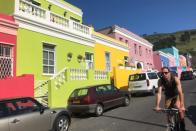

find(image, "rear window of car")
[147,73,158,79]
[70,88,89,98]
[129,73,146,81]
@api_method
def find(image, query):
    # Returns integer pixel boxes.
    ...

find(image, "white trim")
[0,18,18,29]
[46,0,83,17]
[14,15,95,47]
[93,35,129,52]
[0,42,15,46]
[114,29,153,48]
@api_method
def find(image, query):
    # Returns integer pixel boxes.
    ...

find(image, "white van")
[128,72,159,95]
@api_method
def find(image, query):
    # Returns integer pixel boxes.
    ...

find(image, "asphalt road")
[69,79,196,131]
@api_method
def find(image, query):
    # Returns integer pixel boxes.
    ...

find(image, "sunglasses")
[162,72,169,75]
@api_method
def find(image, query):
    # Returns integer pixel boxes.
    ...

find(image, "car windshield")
[70,88,89,98]
[129,73,146,81]
[147,73,158,79]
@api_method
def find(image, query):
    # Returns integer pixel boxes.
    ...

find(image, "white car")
[128,72,159,95]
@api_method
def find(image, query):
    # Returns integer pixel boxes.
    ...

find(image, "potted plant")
[77,55,83,63]
[67,52,73,61]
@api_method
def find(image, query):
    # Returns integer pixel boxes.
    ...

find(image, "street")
[69,79,196,131]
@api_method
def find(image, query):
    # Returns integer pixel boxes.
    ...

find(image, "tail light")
[82,95,91,104]
[146,79,150,86]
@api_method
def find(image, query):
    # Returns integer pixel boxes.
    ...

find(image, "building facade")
[159,46,180,66]
[153,51,170,71]
[0,0,110,107]
[0,14,18,79]
[179,55,187,67]
[97,25,154,71]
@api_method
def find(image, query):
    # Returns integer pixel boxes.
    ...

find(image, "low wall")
[113,67,142,90]
[47,69,110,107]
[0,74,34,99]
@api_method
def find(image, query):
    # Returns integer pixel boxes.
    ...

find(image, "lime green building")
[0,0,110,107]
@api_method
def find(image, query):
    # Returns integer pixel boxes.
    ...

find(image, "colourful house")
[179,55,187,67]
[0,14,18,78]
[0,14,34,98]
[93,31,141,89]
[159,46,180,66]
[0,0,109,107]
[153,51,170,71]
[97,25,154,71]
[167,53,176,67]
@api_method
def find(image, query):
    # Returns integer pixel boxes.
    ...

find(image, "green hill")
[144,29,196,68]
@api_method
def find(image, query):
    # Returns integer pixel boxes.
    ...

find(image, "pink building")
[98,25,154,70]
[179,55,187,67]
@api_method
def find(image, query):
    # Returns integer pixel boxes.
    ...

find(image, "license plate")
[134,85,141,88]
[73,100,80,104]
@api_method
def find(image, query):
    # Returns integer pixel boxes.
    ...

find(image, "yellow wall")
[94,43,128,71]
[113,67,142,89]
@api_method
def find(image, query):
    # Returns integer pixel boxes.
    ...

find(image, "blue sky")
[66,0,196,35]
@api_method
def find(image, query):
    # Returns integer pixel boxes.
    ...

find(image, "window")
[146,48,148,56]
[139,46,142,56]
[105,52,111,71]
[85,52,94,69]
[14,98,40,113]
[119,37,123,41]
[0,43,13,79]
[70,88,89,97]
[129,73,146,81]
[43,44,55,74]
[134,44,137,54]
[124,56,129,67]
[147,73,158,79]
[96,86,108,94]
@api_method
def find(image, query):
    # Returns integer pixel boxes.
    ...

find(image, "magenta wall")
[0,14,18,76]
[0,75,34,99]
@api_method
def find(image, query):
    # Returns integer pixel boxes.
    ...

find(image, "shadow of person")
[186,105,196,125]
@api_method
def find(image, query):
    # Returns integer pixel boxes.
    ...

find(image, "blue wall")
[160,55,169,67]
[159,47,180,66]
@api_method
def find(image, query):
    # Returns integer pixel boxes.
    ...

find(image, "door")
[96,85,112,109]
[105,85,123,106]
[7,98,51,131]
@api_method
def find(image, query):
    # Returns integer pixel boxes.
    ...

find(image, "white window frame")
[85,52,94,69]
[42,44,56,75]
[0,43,13,79]
[124,56,129,67]
[105,52,111,71]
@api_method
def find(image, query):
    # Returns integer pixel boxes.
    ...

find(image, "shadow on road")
[186,106,196,125]
[102,114,167,128]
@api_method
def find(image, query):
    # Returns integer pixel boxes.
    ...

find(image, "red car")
[68,84,130,116]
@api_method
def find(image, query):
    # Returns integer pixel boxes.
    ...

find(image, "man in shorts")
[154,67,186,131]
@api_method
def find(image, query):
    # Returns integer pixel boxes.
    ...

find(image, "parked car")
[128,72,159,95]
[68,84,130,116]
[0,97,71,131]
[180,71,195,80]
[193,69,196,77]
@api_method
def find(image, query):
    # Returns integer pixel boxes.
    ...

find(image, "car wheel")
[95,104,103,116]
[123,96,130,106]
[54,115,70,131]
